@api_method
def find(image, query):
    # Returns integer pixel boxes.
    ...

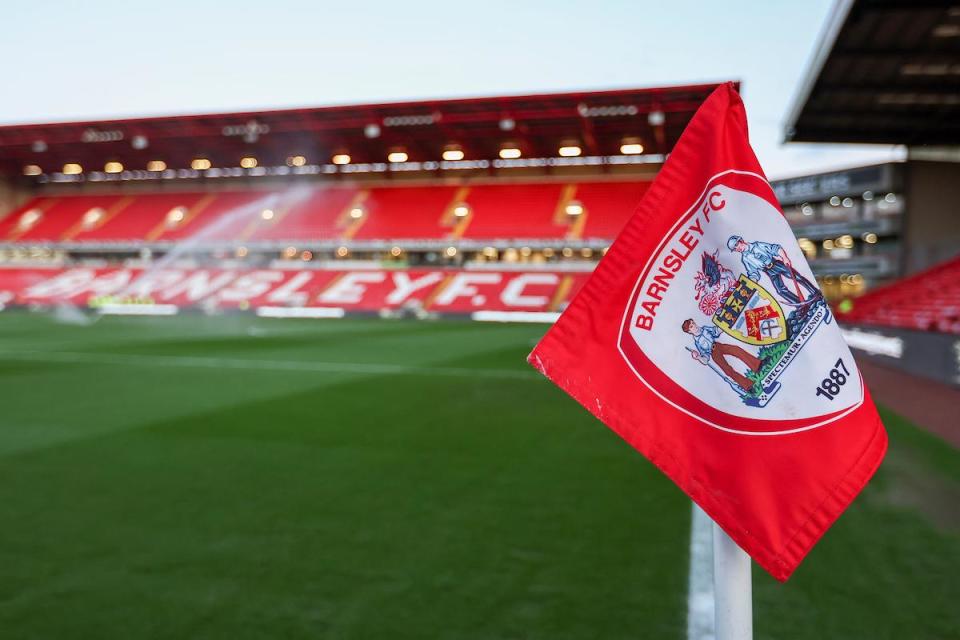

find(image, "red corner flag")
[528,83,887,581]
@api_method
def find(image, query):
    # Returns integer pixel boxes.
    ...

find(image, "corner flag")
[528,83,886,581]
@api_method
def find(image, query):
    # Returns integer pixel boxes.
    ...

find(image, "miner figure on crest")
[682,318,761,392]
[727,235,819,306]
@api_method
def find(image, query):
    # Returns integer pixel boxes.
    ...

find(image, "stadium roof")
[784,0,960,145]
[0,83,731,180]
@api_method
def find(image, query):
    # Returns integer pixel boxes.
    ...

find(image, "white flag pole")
[712,521,753,640]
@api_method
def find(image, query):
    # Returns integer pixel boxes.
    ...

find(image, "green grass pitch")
[0,312,955,639]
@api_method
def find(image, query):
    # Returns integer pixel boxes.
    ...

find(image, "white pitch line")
[0,349,542,381]
[687,503,716,640]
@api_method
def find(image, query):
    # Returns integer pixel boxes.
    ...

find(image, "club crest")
[619,171,863,434]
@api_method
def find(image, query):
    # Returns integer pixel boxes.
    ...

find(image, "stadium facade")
[783,0,960,385]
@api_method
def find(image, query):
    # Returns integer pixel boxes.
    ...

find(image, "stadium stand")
[0,84,729,319]
[838,255,960,334]
[0,181,648,244]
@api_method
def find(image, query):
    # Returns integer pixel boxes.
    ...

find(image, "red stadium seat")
[0,180,651,244]
[838,255,960,335]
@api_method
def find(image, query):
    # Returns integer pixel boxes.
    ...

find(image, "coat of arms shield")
[713,274,787,346]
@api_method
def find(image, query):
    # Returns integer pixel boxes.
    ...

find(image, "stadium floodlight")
[452,203,470,218]
[146,160,166,172]
[191,158,212,171]
[388,151,409,163]
[499,146,521,159]
[240,157,258,169]
[261,209,274,220]
[287,155,307,167]
[332,154,351,165]
[620,142,645,155]
[62,163,83,175]
[565,200,584,216]
[104,161,123,174]
[558,145,582,157]
[442,147,465,161]
[22,165,42,176]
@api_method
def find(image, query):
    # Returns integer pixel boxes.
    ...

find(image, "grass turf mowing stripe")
[0,349,543,381]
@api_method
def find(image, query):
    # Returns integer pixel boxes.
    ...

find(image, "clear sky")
[1,1,902,179]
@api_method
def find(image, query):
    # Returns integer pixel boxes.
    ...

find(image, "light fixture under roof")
[349,206,365,220]
[499,146,521,159]
[565,201,584,216]
[620,142,644,155]
[442,147,465,161]
[191,158,211,171]
[287,155,307,167]
[62,163,83,175]
[240,156,258,169]
[558,145,582,157]
[104,161,123,174]
[453,203,471,218]
[388,150,409,163]
[261,209,274,220]
[146,160,166,172]
[332,154,351,165]
[22,165,42,176]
